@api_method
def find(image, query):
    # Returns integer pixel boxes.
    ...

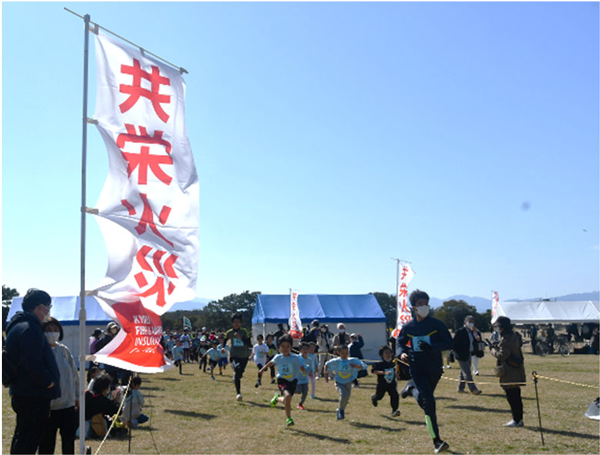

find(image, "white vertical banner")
[392,263,415,338]
[91,32,199,372]
[289,290,302,339]
[491,291,500,320]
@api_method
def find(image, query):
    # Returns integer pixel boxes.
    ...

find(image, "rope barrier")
[94,376,132,455]
[533,373,598,389]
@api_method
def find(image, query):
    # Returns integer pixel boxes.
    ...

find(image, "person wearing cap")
[397,289,453,454]
[452,315,482,395]
[5,288,61,454]
[302,320,320,344]
[490,316,526,428]
[332,323,351,349]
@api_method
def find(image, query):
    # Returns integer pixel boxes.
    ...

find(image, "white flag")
[392,263,415,338]
[92,31,199,317]
[289,290,302,339]
[491,291,499,320]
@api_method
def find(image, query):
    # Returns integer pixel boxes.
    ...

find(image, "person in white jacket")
[39,317,80,455]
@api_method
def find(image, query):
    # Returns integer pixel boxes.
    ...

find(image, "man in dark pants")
[5,289,61,454]
[397,289,453,454]
[225,313,252,401]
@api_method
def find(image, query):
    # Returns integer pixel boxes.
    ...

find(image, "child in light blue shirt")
[325,344,366,420]
[172,341,184,375]
[205,340,222,380]
[307,342,319,399]
[296,343,314,409]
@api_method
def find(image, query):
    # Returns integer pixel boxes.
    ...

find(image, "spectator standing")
[302,320,320,344]
[5,289,60,454]
[453,316,481,395]
[490,316,526,427]
[471,323,484,376]
[89,329,103,355]
[348,333,366,387]
[39,318,80,454]
[273,323,286,347]
[316,325,333,376]
[332,323,351,350]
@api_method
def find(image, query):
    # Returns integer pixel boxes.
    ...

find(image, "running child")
[371,345,400,417]
[198,337,209,372]
[172,340,184,375]
[258,334,305,427]
[205,340,221,380]
[217,334,230,375]
[225,313,252,401]
[307,342,318,399]
[325,344,366,420]
[265,334,278,384]
[297,342,314,409]
[251,334,269,387]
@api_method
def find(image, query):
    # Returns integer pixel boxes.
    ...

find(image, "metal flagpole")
[391,258,400,356]
[78,13,91,455]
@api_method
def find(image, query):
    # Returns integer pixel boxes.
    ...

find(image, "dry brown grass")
[3,352,599,454]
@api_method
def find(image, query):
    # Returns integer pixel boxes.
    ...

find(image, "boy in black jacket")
[370,345,400,416]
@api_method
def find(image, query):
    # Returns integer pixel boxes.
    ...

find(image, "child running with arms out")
[325,344,366,420]
[251,334,269,387]
[258,334,306,426]
[371,345,401,417]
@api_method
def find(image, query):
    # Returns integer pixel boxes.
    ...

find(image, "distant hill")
[506,291,600,303]
[168,297,212,312]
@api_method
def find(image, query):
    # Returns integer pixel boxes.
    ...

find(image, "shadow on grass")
[243,401,272,409]
[163,409,217,420]
[288,428,351,444]
[153,377,180,381]
[524,426,599,440]
[485,393,534,400]
[445,405,509,414]
[436,396,458,401]
[349,421,402,432]
[303,408,333,414]
[140,386,162,391]
[312,397,337,403]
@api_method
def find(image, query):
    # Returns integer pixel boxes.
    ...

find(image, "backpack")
[2,347,18,387]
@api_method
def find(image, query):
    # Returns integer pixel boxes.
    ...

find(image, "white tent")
[492,300,600,324]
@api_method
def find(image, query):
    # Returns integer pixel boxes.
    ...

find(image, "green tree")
[433,299,478,332]
[371,292,397,329]
[3,285,20,331]
[202,291,260,331]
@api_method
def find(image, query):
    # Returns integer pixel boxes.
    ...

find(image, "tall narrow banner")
[183,316,192,330]
[91,32,199,372]
[391,263,415,338]
[289,290,302,339]
[491,291,499,320]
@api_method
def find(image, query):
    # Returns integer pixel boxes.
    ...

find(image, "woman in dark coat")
[490,316,526,427]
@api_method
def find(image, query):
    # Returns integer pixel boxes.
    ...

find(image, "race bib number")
[384,368,395,383]
[412,335,431,352]
[233,337,244,347]
[280,362,292,378]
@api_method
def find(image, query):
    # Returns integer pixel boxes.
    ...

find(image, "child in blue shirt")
[325,344,366,420]
[307,342,319,399]
[296,342,314,410]
[172,340,184,375]
[205,340,222,380]
[198,338,208,373]
[259,334,305,426]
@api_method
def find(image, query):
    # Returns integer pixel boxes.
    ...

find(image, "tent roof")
[493,300,600,324]
[252,294,385,324]
[7,295,113,326]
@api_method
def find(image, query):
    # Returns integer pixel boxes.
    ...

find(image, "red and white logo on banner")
[93,300,167,373]
[491,291,499,319]
[289,291,302,339]
[91,32,199,371]
[392,263,415,338]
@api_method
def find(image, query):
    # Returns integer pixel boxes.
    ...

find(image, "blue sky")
[2,2,599,304]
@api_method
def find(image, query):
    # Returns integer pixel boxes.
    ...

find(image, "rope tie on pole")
[94,376,132,455]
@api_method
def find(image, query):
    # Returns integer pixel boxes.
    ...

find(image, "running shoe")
[298,403,305,410]
[286,417,294,427]
[270,393,280,408]
[391,410,401,417]
[371,394,378,407]
[236,393,243,401]
[434,440,449,454]
[503,419,524,427]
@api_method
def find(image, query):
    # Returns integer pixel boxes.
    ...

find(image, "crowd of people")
[7,286,592,454]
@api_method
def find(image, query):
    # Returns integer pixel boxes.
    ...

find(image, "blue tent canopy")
[8,296,112,326]
[252,294,385,324]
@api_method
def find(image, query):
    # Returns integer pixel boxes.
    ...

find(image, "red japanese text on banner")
[491,291,500,320]
[289,291,302,339]
[391,263,415,338]
[92,32,199,318]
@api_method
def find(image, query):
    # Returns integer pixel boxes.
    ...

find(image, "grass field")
[3,351,599,454]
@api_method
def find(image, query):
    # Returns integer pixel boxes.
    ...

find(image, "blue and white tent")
[252,294,387,360]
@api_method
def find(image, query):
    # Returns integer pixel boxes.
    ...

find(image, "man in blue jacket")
[397,289,453,454]
[5,288,61,454]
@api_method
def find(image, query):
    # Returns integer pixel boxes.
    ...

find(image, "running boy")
[225,313,252,401]
[371,345,400,416]
[251,334,269,387]
[198,337,208,372]
[172,340,184,375]
[205,340,221,380]
[217,334,230,375]
[307,342,318,399]
[297,342,313,409]
[325,344,366,420]
[265,334,278,384]
[258,334,305,427]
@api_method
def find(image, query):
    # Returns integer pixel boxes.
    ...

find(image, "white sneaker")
[236,393,243,401]
[503,419,523,427]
